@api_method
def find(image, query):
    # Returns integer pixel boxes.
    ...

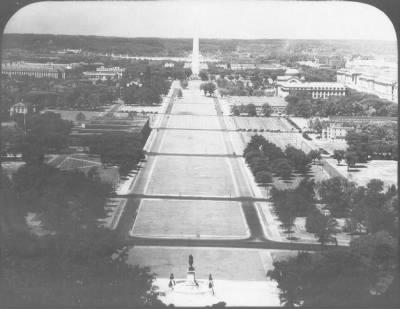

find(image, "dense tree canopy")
[0,166,162,307]
[286,90,397,118]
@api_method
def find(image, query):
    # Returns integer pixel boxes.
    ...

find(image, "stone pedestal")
[186,270,196,285]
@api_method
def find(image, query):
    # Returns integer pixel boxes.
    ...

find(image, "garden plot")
[166,115,221,130]
[158,130,226,154]
[131,199,248,239]
[144,156,237,197]
[172,102,216,116]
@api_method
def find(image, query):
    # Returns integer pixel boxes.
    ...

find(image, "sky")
[3,0,397,41]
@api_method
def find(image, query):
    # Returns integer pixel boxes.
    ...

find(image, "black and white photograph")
[0,0,399,307]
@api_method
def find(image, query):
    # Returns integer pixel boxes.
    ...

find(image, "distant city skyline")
[4,1,397,41]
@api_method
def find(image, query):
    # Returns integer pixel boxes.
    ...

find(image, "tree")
[255,170,273,184]
[267,252,311,307]
[200,82,216,97]
[261,103,273,116]
[177,88,183,98]
[1,166,162,307]
[272,158,293,179]
[308,149,321,164]
[247,103,257,117]
[317,177,356,217]
[199,71,209,81]
[312,214,339,247]
[1,126,25,156]
[25,112,72,153]
[180,79,188,89]
[75,112,86,123]
[345,151,358,170]
[285,146,311,173]
[333,150,345,165]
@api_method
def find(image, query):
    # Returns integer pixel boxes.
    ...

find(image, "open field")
[325,158,397,187]
[288,117,309,130]
[131,199,248,239]
[128,246,274,281]
[233,117,298,132]
[166,115,221,130]
[159,129,226,154]
[312,138,348,154]
[144,156,237,197]
[172,102,216,116]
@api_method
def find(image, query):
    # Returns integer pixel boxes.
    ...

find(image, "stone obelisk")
[191,36,200,77]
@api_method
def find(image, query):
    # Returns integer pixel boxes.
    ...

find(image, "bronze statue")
[188,254,194,270]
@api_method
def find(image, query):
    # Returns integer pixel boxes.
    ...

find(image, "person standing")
[209,274,214,295]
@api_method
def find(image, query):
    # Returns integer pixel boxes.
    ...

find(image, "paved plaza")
[166,114,221,130]
[131,199,249,239]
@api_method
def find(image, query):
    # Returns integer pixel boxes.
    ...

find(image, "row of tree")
[231,103,273,117]
[268,232,398,307]
[286,90,398,118]
[271,176,397,241]
[344,123,398,162]
[243,135,318,181]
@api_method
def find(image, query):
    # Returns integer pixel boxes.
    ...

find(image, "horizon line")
[3,32,397,43]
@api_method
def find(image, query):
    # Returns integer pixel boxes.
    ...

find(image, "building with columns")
[2,62,66,79]
[276,80,346,99]
[337,68,398,102]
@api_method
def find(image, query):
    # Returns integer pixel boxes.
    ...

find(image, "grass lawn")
[131,199,248,239]
[325,158,397,188]
[171,102,216,116]
[166,115,221,130]
[159,130,226,154]
[144,156,237,197]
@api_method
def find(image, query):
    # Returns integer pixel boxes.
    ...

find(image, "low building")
[9,101,37,117]
[321,116,397,139]
[82,66,125,81]
[70,116,151,146]
[322,123,353,140]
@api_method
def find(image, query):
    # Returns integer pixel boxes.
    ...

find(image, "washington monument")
[191,36,200,76]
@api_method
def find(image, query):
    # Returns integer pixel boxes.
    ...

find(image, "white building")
[336,68,397,102]
[276,80,346,99]
[2,62,66,79]
[322,124,353,140]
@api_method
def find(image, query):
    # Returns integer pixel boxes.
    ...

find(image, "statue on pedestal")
[188,254,194,271]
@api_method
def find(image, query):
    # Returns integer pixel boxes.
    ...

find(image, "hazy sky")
[4,0,397,41]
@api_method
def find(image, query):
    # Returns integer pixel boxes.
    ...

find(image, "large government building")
[336,68,398,102]
[2,62,67,79]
